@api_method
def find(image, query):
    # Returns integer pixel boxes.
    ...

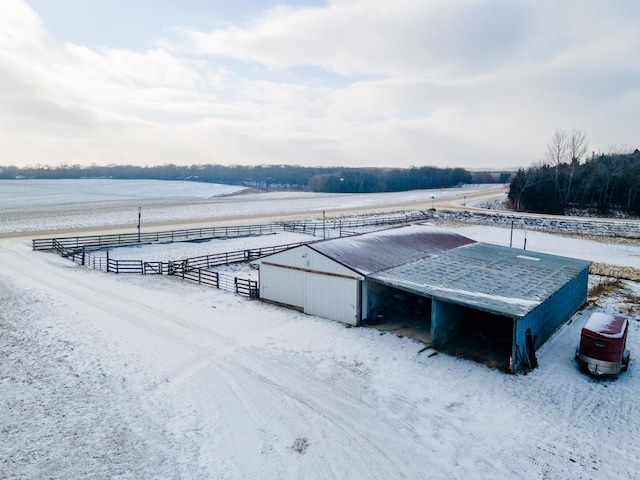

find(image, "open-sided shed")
[369,242,591,372]
[257,224,473,325]
[257,224,591,372]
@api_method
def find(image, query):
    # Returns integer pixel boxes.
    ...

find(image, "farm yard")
[1,180,640,479]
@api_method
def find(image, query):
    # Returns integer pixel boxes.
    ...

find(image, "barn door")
[304,273,359,325]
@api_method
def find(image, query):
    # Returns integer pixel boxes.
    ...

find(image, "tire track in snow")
[1,241,413,478]
[0,272,186,478]
[215,359,402,478]
[151,339,411,478]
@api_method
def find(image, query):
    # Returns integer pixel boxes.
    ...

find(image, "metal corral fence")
[101,242,307,297]
[162,242,306,297]
[166,263,258,298]
[166,242,308,272]
[32,223,284,251]
[46,236,294,296]
[51,240,109,271]
[80,241,310,275]
[32,212,432,252]
[280,211,432,236]
[33,212,433,298]
[103,257,259,297]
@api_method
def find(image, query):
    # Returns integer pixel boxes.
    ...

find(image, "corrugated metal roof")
[309,223,476,275]
[369,242,592,318]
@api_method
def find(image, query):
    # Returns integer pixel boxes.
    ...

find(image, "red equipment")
[576,312,630,376]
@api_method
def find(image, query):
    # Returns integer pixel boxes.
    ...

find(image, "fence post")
[106,251,110,273]
[234,277,238,294]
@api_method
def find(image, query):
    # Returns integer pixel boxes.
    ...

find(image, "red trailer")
[576,312,630,376]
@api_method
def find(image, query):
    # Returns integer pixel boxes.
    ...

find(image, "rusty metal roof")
[369,242,592,318]
[309,223,476,275]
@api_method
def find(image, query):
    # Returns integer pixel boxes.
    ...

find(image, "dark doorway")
[438,307,513,371]
[366,283,432,344]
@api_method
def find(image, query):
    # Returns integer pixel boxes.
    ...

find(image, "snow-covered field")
[0,179,501,234]
[1,180,640,479]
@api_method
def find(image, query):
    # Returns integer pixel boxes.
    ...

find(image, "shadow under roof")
[369,242,592,318]
[309,223,476,275]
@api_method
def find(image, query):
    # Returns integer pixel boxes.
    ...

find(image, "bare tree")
[567,128,588,204]
[545,129,569,165]
[569,128,588,163]
[545,128,569,196]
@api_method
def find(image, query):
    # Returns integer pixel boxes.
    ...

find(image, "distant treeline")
[508,148,640,214]
[0,164,510,193]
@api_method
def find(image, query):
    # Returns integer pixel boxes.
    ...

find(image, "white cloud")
[0,0,637,169]
[0,0,47,50]
[181,0,535,78]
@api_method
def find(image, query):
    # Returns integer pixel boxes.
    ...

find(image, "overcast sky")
[1,1,638,170]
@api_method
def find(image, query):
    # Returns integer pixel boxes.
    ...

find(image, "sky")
[0,1,638,170]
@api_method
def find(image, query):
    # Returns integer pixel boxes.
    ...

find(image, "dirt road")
[3,187,507,240]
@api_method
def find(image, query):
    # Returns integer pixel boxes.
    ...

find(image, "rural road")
[3,186,508,240]
[3,185,639,242]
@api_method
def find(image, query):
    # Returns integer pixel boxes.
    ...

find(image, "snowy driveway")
[2,182,640,479]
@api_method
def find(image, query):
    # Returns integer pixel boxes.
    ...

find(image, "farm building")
[256,223,592,372]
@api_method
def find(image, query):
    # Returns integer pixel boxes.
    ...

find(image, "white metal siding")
[304,273,359,325]
[258,245,364,325]
[260,263,304,308]
[259,245,363,279]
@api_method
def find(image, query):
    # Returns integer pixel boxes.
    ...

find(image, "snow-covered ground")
[455,225,640,270]
[0,179,500,234]
[98,232,317,263]
[0,179,246,235]
[1,180,640,479]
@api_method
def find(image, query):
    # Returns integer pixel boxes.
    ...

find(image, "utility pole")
[510,220,514,248]
[322,210,326,240]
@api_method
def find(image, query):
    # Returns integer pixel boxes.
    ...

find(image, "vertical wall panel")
[432,300,468,346]
[513,267,590,372]
[258,245,364,325]
[260,264,305,308]
[304,274,360,325]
